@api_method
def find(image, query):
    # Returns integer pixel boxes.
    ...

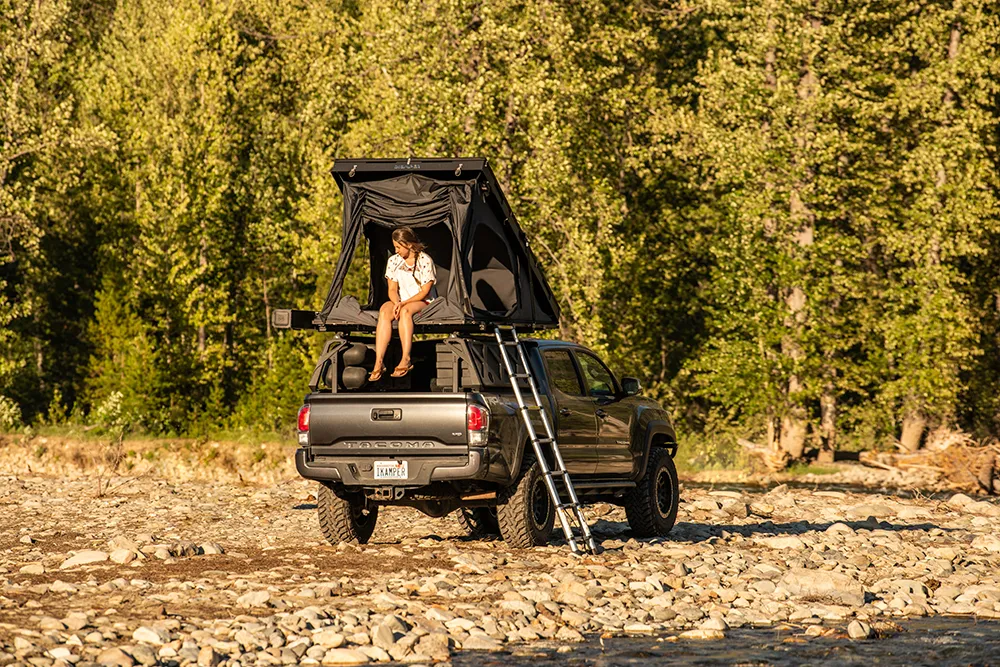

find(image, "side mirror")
[621,377,641,396]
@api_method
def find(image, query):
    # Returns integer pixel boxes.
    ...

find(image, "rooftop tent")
[316,158,560,331]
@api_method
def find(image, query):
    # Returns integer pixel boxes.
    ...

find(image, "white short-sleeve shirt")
[385,252,438,302]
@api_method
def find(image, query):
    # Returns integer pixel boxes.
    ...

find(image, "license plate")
[374,460,408,480]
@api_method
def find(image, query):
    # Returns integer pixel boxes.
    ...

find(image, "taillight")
[467,404,489,446]
[297,405,310,432]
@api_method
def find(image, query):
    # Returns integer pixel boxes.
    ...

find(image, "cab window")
[575,352,617,398]
[542,350,584,396]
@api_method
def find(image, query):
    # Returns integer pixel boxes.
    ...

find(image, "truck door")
[574,351,633,475]
[540,349,598,474]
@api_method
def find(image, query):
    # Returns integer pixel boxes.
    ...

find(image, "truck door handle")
[559,408,571,417]
[596,409,608,419]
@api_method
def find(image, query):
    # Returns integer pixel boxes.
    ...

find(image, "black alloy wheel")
[497,453,555,548]
[624,447,679,538]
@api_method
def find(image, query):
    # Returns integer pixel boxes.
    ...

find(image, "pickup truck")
[294,333,680,548]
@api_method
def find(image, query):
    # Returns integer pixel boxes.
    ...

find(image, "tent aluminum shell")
[314,158,560,332]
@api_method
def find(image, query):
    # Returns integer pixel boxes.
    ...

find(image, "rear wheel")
[456,507,500,538]
[624,448,679,537]
[497,455,555,548]
[317,484,378,545]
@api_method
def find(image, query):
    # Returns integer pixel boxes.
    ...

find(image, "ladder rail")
[493,326,597,553]
[493,329,580,551]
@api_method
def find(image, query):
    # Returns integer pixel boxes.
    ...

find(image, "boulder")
[59,550,109,569]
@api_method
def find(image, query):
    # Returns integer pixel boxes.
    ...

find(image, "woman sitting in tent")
[369,228,438,381]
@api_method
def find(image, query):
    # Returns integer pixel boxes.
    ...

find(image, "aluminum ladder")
[493,325,598,554]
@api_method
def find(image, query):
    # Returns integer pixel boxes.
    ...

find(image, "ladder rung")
[544,469,568,477]
[534,437,553,444]
[511,372,531,379]
[556,503,581,511]
[501,340,520,346]
[520,405,543,412]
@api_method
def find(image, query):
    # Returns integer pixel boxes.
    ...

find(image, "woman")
[369,228,438,381]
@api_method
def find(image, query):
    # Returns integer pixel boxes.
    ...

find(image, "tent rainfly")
[272,158,561,333]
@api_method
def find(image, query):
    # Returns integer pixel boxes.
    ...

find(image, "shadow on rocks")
[667,519,955,542]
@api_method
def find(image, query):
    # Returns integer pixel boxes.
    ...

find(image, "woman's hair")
[392,227,425,254]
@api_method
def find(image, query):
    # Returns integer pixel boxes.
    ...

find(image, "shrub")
[0,396,23,432]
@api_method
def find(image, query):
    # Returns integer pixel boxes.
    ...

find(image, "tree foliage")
[2,0,999,456]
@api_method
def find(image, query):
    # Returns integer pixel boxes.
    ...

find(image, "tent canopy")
[317,158,560,332]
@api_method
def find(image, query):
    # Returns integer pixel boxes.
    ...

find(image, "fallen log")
[860,433,999,495]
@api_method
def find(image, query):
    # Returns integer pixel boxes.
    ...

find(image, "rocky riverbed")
[2,471,1000,667]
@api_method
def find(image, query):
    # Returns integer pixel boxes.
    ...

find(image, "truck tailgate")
[307,393,469,456]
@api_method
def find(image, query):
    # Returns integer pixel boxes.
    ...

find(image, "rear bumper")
[295,447,486,486]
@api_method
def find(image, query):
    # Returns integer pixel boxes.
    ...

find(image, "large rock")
[97,648,135,667]
[132,626,171,645]
[320,648,370,665]
[972,535,1000,553]
[236,590,272,608]
[110,549,136,565]
[846,503,896,519]
[779,568,865,606]
[415,633,450,661]
[462,635,503,651]
[197,647,221,667]
[555,626,585,643]
[358,646,391,662]
[313,630,345,649]
[59,550,109,569]
[847,620,873,639]
[371,623,397,651]
[947,493,973,509]
[756,536,806,550]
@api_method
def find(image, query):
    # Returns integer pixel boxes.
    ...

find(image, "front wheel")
[624,448,679,537]
[317,484,378,545]
[497,455,554,548]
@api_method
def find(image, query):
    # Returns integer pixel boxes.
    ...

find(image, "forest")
[2,0,999,466]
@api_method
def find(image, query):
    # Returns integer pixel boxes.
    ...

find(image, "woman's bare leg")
[372,302,395,376]
[397,301,429,368]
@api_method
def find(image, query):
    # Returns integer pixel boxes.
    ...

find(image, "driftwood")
[738,438,791,474]
[860,431,1000,495]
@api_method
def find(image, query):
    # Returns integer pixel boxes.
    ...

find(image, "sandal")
[391,363,414,378]
[368,364,387,382]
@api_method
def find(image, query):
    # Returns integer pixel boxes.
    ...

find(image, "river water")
[453,618,1000,667]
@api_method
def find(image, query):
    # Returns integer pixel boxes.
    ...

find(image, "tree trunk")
[818,384,836,463]
[899,411,926,452]
[776,14,822,462]
[263,276,272,370]
[198,232,207,355]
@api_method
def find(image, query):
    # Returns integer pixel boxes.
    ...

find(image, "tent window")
[470,224,516,314]
[363,222,453,308]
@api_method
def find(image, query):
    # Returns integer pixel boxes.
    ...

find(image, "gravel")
[1,469,999,665]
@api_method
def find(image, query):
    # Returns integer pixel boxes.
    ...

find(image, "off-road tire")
[497,454,555,548]
[624,447,679,537]
[317,484,378,545]
[456,507,500,538]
